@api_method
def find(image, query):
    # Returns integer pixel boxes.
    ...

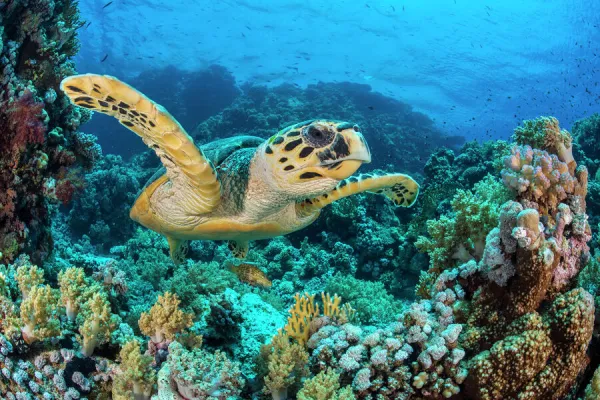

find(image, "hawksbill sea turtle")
[60,74,420,263]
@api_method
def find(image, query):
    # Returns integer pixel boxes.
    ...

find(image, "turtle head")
[260,119,371,198]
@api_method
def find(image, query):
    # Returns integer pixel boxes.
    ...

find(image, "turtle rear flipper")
[298,172,419,214]
[228,240,249,259]
[61,74,220,215]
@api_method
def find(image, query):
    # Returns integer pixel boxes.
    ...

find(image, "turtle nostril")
[353,125,360,132]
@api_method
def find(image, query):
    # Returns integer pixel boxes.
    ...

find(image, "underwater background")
[1,0,600,399]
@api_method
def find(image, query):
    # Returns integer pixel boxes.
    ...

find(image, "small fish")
[101,54,108,62]
[86,21,92,28]
[227,261,272,288]
[102,1,113,9]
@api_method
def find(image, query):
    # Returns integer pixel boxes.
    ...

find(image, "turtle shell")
[142,135,264,190]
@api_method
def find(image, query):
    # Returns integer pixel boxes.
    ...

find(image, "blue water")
[75,0,600,147]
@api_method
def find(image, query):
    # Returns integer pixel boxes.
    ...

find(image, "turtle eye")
[302,124,334,147]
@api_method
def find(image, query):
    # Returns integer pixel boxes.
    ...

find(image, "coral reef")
[2,2,600,395]
[253,117,596,399]
[0,0,101,263]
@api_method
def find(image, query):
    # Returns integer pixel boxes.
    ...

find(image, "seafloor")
[1,1,600,400]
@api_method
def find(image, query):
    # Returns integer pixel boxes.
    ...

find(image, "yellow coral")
[261,333,309,400]
[0,270,8,297]
[58,267,97,321]
[285,293,319,346]
[297,368,356,400]
[321,292,342,318]
[138,292,193,344]
[20,284,61,344]
[15,262,44,299]
[112,340,156,400]
[585,365,600,400]
[79,292,118,356]
[285,292,344,346]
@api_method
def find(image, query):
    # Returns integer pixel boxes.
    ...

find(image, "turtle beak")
[317,129,371,180]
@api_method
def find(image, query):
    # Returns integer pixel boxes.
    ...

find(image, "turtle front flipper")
[60,74,220,215]
[228,240,249,259]
[297,172,419,214]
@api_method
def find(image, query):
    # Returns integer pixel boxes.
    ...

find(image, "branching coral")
[501,145,585,215]
[325,273,400,324]
[139,292,194,347]
[284,292,346,346]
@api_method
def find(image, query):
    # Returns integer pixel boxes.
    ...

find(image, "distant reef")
[86,63,464,169]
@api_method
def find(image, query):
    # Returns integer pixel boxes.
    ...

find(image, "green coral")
[415,174,511,289]
[168,260,238,314]
[512,116,573,164]
[297,368,355,400]
[325,273,403,324]
[585,365,600,400]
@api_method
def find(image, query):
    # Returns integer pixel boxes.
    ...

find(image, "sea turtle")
[60,74,420,263]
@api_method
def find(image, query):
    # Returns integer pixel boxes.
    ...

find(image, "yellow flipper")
[167,237,188,265]
[60,74,220,214]
[298,172,419,214]
[228,240,249,259]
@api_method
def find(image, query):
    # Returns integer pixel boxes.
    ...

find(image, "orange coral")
[139,292,193,345]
